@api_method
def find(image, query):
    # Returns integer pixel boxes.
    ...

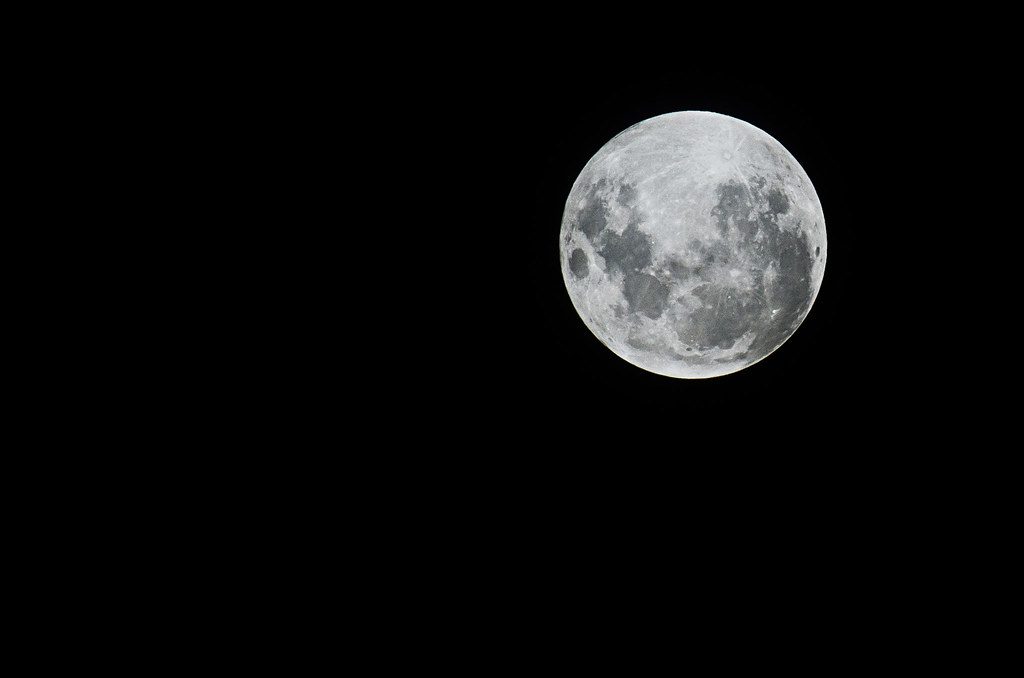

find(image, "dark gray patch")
[771,230,814,316]
[815,246,820,257]
[622,272,670,320]
[710,182,754,236]
[568,248,589,278]
[598,222,653,275]
[707,240,730,265]
[667,259,698,282]
[745,228,815,357]
[716,181,772,245]
[767,188,790,214]
[617,183,637,207]
[681,284,766,350]
[711,178,796,250]
[612,304,625,318]
[577,198,608,240]
[715,182,749,212]
[575,180,610,240]
[667,260,689,279]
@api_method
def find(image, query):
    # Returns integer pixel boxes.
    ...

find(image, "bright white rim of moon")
[559,111,826,378]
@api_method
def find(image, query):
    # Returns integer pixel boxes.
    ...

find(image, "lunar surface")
[560,111,826,378]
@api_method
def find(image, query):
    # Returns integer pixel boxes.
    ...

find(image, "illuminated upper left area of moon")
[559,111,826,378]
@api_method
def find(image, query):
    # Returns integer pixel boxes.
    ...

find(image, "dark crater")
[568,248,589,278]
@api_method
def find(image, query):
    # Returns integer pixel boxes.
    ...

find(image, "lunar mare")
[559,111,826,378]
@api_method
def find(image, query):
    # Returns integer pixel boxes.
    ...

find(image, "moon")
[560,111,826,378]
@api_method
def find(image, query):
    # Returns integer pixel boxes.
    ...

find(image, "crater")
[569,248,589,278]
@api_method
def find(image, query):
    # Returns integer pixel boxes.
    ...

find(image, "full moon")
[560,111,826,378]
